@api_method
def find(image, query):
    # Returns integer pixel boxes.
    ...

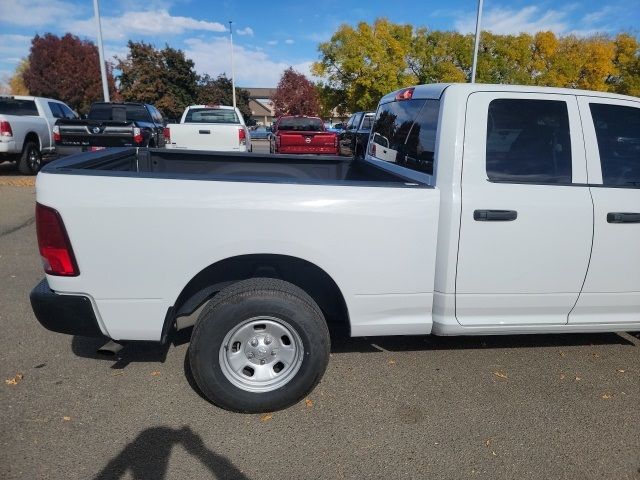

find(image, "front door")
[456,92,593,326]
[569,97,640,324]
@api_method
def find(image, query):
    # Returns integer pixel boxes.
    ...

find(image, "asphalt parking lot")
[1,147,639,480]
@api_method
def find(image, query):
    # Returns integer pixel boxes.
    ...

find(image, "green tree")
[313,18,416,113]
[8,59,30,95]
[197,74,252,122]
[116,41,198,119]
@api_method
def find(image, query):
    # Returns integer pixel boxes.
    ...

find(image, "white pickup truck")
[0,95,77,174]
[164,105,251,152]
[30,83,639,413]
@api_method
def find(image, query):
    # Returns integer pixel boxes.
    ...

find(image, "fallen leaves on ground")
[0,177,35,187]
[388,359,396,365]
[602,393,613,399]
[260,413,273,422]
[559,374,566,380]
[5,373,23,385]
[305,398,313,408]
[62,416,71,421]
[616,369,625,373]
[575,375,582,381]
[150,371,161,376]
[492,371,508,380]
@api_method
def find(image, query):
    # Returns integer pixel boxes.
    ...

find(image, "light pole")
[229,20,237,109]
[470,0,484,83]
[93,0,110,101]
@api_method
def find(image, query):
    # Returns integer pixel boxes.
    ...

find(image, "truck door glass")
[589,103,640,187]
[48,102,64,119]
[486,99,572,183]
[370,98,439,175]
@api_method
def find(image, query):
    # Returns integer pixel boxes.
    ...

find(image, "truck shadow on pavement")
[93,426,249,480]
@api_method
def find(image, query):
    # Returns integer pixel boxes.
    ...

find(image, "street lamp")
[93,0,110,101]
[471,0,484,83]
[229,20,237,109]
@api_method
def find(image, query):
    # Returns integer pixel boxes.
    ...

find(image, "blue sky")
[0,0,638,87]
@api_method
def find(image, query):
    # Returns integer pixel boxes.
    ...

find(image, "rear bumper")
[55,145,85,157]
[0,140,18,154]
[30,278,105,338]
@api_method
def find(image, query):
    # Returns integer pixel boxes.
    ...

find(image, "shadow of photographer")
[93,426,249,480]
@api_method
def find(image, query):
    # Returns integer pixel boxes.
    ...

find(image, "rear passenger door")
[340,113,361,156]
[456,92,592,326]
[570,97,640,324]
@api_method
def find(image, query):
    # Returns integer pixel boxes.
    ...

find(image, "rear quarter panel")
[37,173,440,340]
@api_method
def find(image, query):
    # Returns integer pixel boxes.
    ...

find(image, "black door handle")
[198,130,211,134]
[607,212,640,224]
[474,209,518,221]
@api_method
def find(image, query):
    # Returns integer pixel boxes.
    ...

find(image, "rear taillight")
[133,127,143,144]
[239,128,246,146]
[369,142,376,157]
[53,125,61,143]
[163,127,170,143]
[0,120,13,137]
[36,203,79,277]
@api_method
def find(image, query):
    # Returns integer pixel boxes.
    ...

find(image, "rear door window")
[48,102,64,118]
[589,103,640,187]
[370,98,439,175]
[59,103,77,119]
[486,99,572,183]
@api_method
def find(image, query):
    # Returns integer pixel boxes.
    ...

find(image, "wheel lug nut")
[247,352,254,358]
[250,338,258,347]
[264,336,272,345]
[260,359,266,365]
[270,350,277,356]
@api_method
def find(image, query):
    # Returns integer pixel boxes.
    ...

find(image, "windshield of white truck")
[277,117,324,131]
[0,98,38,116]
[89,104,151,122]
[184,108,240,124]
[370,99,439,175]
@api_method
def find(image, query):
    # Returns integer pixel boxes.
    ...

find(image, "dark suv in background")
[338,111,374,158]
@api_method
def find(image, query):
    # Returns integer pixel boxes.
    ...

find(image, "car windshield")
[278,117,324,131]
[185,108,239,124]
[89,104,150,122]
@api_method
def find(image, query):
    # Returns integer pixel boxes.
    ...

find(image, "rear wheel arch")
[166,254,350,339]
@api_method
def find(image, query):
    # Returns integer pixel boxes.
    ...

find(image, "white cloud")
[267,40,278,46]
[0,0,85,27]
[284,39,295,45]
[68,9,226,41]
[0,34,32,63]
[184,36,315,86]
[455,6,569,35]
[236,27,254,36]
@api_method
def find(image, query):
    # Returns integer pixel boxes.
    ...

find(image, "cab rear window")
[278,117,324,131]
[0,98,38,116]
[370,99,439,175]
[185,108,239,124]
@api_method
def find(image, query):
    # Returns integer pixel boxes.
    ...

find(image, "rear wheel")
[189,278,330,412]
[18,141,42,175]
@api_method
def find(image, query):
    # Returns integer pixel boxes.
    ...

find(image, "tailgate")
[279,132,336,147]
[168,124,242,151]
[58,122,136,148]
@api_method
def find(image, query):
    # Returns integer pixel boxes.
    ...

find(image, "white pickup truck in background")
[0,95,77,174]
[31,83,640,413]
[164,105,251,152]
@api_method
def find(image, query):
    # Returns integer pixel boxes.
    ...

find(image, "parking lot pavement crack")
[0,216,35,238]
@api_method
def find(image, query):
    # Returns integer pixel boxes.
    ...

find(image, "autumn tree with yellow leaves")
[313,19,640,113]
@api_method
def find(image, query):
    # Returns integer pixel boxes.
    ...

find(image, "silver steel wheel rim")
[219,316,304,393]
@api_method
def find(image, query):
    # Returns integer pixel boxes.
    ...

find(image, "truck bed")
[41,147,427,187]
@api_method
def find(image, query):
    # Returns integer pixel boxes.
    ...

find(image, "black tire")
[189,278,330,413]
[17,141,42,175]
